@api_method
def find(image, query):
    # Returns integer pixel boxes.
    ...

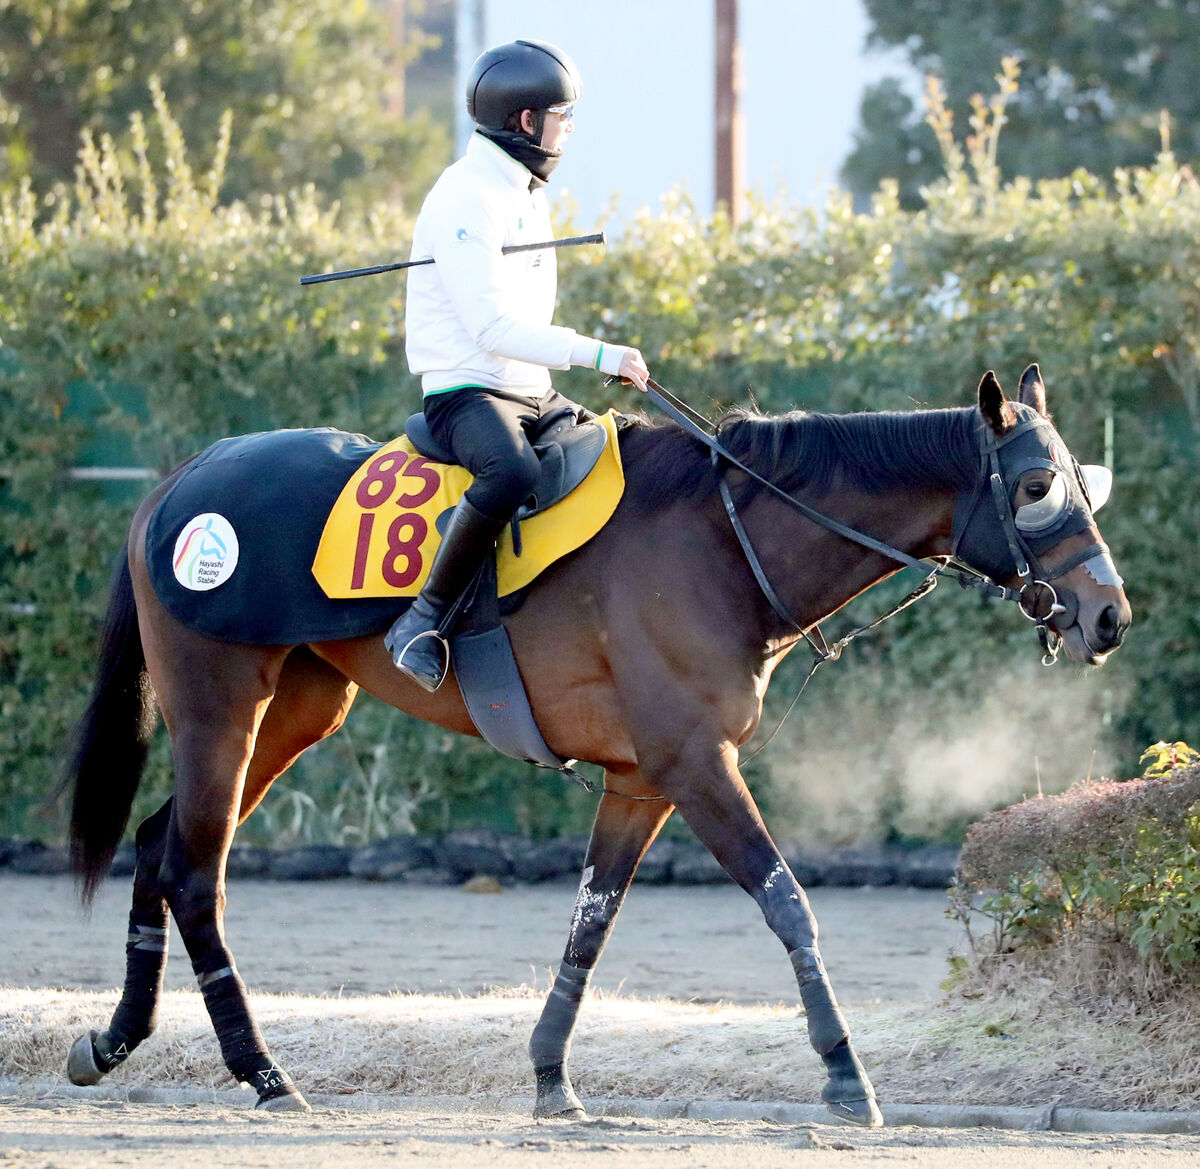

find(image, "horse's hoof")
[256,1089,311,1113]
[66,1031,106,1086]
[825,1096,884,1128]
[534,1104,589,1121]
[532,1076,586,1120]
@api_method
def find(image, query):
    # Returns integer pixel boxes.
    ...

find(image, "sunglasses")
[546,103,575,122]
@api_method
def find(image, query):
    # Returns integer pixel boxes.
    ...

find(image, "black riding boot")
[384,496,505,692]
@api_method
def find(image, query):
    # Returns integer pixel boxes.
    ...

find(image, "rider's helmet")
[466,39,582,135]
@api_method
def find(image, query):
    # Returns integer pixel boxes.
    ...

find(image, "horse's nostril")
[1097,603,1128,647]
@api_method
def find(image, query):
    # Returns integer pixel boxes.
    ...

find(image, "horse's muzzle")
[1058,595,1131,664]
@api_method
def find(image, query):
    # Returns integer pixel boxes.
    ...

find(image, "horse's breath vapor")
[768,659,1126,843]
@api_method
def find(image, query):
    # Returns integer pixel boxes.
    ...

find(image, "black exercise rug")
[146,428,407,644]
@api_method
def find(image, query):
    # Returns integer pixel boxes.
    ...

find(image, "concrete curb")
[4,1080,1199,1135]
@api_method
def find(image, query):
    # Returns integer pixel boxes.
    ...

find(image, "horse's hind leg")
[67,649,357,1089]
[145,636,312,1110]
[67,799,173,1085]
[665,745,883,1128]
[235,647,358,825]
[530,776,673,1119]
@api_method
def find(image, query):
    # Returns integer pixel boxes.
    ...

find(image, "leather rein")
[641,380,1107,762]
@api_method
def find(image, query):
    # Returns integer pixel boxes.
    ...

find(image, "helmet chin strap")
[526,109,547,145]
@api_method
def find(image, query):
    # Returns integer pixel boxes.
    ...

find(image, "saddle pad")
[311,409,624,599]
[145,414,625,645]
[146,428,407,644]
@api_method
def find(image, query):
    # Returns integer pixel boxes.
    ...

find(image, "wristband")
[596,343,629,378]
[569,335,630,378]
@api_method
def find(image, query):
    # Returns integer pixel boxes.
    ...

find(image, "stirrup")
[391,629,450,692]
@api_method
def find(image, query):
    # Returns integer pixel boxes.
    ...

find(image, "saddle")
[405,406,609,546]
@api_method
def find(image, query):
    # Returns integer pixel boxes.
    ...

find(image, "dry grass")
[958,762,1200,889]
[3,976,1198,1111]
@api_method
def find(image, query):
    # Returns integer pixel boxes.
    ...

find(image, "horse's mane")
[618,404,981,511]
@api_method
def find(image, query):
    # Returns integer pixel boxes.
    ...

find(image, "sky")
[455,0,917,225]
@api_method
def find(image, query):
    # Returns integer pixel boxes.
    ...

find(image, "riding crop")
[299,232,607,286]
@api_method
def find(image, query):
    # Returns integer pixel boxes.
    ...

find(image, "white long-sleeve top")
[405,132,625,398]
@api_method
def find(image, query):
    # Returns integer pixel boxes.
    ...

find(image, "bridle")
[950,410,1110,666]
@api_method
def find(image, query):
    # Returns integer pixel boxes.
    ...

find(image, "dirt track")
[3,874,955,1005]
[4,874,1198,1167]
[2,1095,1197,1168]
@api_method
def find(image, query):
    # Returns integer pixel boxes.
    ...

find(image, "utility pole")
[714,0,745,225]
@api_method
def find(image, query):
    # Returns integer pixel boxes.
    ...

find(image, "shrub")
[954,757,1200,978]
[0,97,411,837]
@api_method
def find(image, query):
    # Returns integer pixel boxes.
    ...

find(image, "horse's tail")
[64,546,158,905]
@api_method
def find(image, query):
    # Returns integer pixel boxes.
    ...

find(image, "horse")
[62,364,1130,1126]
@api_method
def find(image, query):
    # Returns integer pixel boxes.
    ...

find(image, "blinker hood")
[952,406,1099,583]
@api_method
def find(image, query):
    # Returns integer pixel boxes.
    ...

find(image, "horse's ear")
[978,370,1016,435]
[1017,362,1048,416]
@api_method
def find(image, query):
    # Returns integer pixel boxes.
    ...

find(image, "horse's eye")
[1025,480,1048,500]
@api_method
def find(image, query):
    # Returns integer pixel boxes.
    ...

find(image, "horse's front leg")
[663,742,883,1128]
[530,774,673,1119]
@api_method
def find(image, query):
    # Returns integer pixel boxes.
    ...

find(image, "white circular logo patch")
[172,513,239,591]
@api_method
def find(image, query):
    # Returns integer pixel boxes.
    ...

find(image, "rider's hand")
[617,348,650,392]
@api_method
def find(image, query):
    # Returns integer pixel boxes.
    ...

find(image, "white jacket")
[405,133,626,397]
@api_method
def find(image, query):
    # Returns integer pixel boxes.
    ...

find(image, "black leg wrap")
[529,962,589,1118]
[87,908,171,1073]
[110,908,170,1053]
[196,959,297,1103]
[791,946,850,1055]
[791,946,882,1126]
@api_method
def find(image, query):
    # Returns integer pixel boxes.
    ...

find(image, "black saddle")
[404,406,608,523]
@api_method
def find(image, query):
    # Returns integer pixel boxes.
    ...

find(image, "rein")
[645,379,1026,616]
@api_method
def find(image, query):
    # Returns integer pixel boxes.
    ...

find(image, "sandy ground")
[2,874,958,1006]
[3,874,1198,1167]
[1,1095,1197,1168]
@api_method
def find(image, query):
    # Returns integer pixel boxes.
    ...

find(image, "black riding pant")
[422,386,578,522]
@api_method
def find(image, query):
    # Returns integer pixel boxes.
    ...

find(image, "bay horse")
[63,365,1130,1126]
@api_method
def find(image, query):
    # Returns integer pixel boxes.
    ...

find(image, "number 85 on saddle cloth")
[311,409,625,600]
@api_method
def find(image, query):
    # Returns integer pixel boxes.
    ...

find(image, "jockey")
[386,38,650,691]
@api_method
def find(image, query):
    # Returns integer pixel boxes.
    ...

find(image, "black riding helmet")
[466,39,582,134]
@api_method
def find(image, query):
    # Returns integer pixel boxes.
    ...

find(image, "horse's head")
[952,364,1131,665]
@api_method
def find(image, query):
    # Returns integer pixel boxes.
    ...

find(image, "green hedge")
[2,102,1197,845]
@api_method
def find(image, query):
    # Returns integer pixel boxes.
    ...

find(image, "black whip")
[299,231,606,286]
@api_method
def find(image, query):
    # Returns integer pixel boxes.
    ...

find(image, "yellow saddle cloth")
[311,409,624,599]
